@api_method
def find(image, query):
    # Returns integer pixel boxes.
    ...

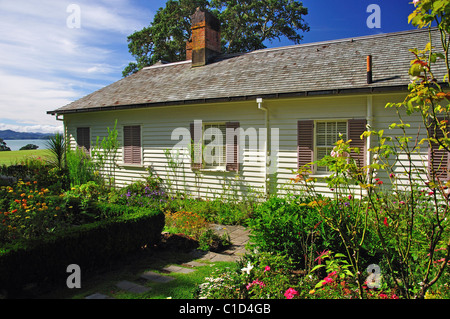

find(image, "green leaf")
[315,280,325,289]
[310,264,325,273]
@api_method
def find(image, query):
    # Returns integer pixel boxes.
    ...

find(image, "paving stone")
[183,261,206,267]
[163,265,196,274]
[116,280,151,294]
[140,271,175,283]
[209,253,239,262]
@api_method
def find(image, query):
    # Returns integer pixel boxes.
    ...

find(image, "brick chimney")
[186,8,221,67]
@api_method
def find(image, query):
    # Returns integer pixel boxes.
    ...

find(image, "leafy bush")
[198,252,301,299]
[247,195,339,269]
[164,197,253,225]
[164,211,208,240]
[65,148,102,187]
[0,203,164,293]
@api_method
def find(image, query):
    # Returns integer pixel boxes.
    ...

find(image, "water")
[3,139,50,151]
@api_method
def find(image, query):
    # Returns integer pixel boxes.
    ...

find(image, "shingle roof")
[49,28,446,115]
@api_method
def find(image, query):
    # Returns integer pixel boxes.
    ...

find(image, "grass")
[0,149,51,166]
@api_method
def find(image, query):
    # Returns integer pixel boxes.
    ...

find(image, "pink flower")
[324,276,334,284]
[399,201,405,205]
[264,266,271,272]
[246,279,266,290]
[348,194,352,200]
[315,250,330,265]
[284,288,299,299]
[413,0,420,5]
[389,173,395,178]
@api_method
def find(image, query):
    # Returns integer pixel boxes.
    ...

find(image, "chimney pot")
[367,55,373,84]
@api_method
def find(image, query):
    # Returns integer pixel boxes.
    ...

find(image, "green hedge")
[0,203,164,293]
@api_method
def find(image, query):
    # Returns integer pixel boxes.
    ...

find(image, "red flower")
[383,217,389,227]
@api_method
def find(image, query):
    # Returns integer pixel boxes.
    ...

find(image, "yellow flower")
[28,195,34,199]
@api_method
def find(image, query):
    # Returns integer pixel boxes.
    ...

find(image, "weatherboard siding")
[65,101,267,199]
[64,93,428,199]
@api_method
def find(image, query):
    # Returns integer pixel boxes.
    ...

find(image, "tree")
[20,144,39,150]
[0,139,11,152]
[123,0,309,77]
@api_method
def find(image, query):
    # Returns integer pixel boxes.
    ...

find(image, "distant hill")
[0,130,54,140]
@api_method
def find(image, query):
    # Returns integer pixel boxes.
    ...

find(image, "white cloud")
[0,0,153,133]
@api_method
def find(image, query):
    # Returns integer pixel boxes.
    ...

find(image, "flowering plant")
[0,180,67,243]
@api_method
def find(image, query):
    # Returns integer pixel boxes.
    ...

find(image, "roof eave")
[46,84,415,116]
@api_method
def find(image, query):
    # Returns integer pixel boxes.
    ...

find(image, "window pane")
[315,121,347,173]
[203,124,226,167]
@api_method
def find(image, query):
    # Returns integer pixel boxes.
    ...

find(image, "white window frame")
[314,120,348,174]
[202,122,227,170]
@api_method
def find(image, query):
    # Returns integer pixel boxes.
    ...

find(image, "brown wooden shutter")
[348,119,367,168]
[76,127,90,153]
[226,122,240,172]
[297,120,314,169]
[124,126,141,164]
[190,122,202,170]
[428,117,449,180]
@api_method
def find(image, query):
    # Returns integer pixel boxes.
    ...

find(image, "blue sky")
[0,0,417,133]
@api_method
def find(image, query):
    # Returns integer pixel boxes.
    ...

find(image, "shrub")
[0,203,164,294]
[164,211,208,240]
[247,195,339,269]
[197,252,300,299]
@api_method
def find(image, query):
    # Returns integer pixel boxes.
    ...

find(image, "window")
[123,125,141,165]
[297,119,366,174]
[203,123,227,169]
[190,121,240,171]
[315,121,347,173]
[76,127,90,154]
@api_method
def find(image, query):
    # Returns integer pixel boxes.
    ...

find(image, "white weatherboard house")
[48,9,446,199]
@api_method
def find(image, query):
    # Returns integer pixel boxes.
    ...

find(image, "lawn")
[0,149,51,166]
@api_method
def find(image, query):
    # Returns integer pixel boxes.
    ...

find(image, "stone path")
[84,224,250,299]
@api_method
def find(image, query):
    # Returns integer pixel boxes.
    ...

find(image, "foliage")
[91,120,120,189]
[0,139,11,152]
[65,147,102,187]
[123,0,309,76]
[19,144,38,150]
[197,252,300,299]
[247,195,339,270]
[165,197,253,225]
[164,210,209,240]
[45,132,65,170]
[0,203,164,293]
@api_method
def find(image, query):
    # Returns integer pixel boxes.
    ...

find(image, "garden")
[1,0,450,300]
